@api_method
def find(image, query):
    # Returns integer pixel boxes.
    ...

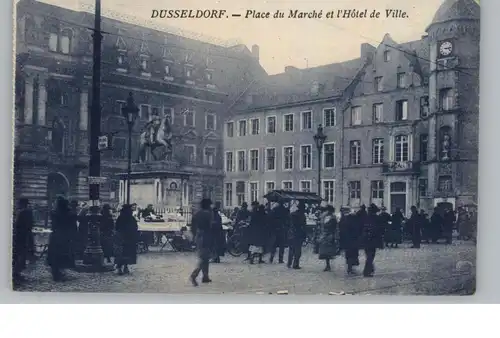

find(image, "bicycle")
[227,220,249,257]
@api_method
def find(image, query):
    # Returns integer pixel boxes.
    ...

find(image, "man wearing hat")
[190,198,214,286]
[360,204,381,277]
[379,206,391,249]
[339,206,361,274]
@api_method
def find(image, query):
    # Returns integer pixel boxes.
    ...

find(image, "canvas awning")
[263,190,322,204]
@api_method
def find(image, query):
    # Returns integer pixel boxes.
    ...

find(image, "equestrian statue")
[137,112,173,163]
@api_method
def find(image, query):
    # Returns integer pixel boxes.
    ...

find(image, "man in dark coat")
[443,208,455,245]
[407,206,422,248]
[361,204,381,277]
[389,208,404,248]
[248,203,267,264]
[235,202,251,224]
[76,204,89,260]
[268,202,289,264]
[115,204,138,275]
[430,207,443,243]
[420,209,431,244]
[378,206,391,248]
[190,198,214,286]
[12,198,35,285]
[211,202,225,263]
[287,202,307,269]
[48,197,76,281]
[100,204,115,264]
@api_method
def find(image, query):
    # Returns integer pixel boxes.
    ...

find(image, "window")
[349,181,361,199]
[283,146,294,170]
[163,107,174,123]
[374,76,382,92]
[394,135,409,162]
[184,145,196,164]
[60,29,72,54]
[266,116,276,133]
[250,182,259,203]
[225,183,233,207]
[236,181,246,206]
[284,114,294,132]
[418,179,428,197]
[420,96,429,118]
[438,176,452,192]
[250,118,260,135]
[300,145,312,170]
[206,113,216,131]
[184,109,195,126]
[420,134,428,162]
[116,100,125,115]
[204,147,215,166]
[322,180,335,205]
[351,106,362,125]
[350,141,361,165]
[282,181,293,191]
[324,142,335,168]
[226,122,234,137]
[397,72,406,88]
[266,148,276,171]
[112,137,126,159]
[164,64,170,75]
[300,180,311,193]
[265,181,275,193]
[140,58,149,72]
[237,150,246,171]
[151,106,160,118]
[301,111,312,130]
[372,138,384,164]
[140,104,150,120]
[185,67,192,78]
[250,149,259,171]
[238,120,247,136]
[323,108,336,127]
[49,32,58,52]
[373,103,383,123]
[225,151,233,172]
[396,100,408,121]
[383,50,391,62]
[440,88,454,111]
[371,180,384,200]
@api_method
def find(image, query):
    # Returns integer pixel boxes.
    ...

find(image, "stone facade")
[13,0,265,224]
[223,0,479,215]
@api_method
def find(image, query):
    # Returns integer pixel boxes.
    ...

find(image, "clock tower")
[424,0,480,211]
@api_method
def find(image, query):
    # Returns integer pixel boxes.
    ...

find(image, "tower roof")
[429,0,480,27]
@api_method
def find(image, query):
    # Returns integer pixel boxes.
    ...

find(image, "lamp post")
[313,125,327,198]
[121,92,139,205]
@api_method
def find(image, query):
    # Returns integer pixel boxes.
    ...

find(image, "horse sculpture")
[137,114,173,163]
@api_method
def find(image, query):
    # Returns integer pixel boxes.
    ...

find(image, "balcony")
[382,161,421,175]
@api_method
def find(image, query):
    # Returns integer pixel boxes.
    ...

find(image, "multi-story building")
[13,0,265,224]
[223,0,479,215]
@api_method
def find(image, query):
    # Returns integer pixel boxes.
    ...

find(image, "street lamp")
[122,92,139,205]
[313,124,327,198]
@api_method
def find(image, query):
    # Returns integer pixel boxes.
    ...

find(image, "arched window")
[51,118,65,154]
[394,135,409,162]
[60,28,73,54]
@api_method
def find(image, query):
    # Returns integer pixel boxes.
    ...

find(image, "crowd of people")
[12,197,139,286]
[13,194,477,288]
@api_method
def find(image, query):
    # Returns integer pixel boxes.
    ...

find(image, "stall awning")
[263,190,322,204]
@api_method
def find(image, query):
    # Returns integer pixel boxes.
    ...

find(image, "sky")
[22,0,448,74]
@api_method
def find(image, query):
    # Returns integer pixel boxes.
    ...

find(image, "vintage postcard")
[11,0,479,295]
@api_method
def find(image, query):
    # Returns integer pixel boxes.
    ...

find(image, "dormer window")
[185,68,192,78]
[384,50,391,62]
[164,65,170,75]
[141,59,148,71]
[117,55,124,65]
[206,71,212,82]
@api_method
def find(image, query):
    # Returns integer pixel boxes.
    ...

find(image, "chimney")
[360,43,376,62]
[251,44,259,61]
[285,66,299,73]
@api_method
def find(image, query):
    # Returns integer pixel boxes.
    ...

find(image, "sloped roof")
[398,39,430,79]
[236,57,364,110]
[429,0,480,26]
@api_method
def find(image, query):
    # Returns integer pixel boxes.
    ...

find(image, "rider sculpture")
[137,112,173,163]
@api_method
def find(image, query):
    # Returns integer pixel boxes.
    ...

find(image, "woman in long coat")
[100,204,115,264]
[114,204,138,275]
[248,203,267,264]
[318,205,338,271]
[47,197,76,281]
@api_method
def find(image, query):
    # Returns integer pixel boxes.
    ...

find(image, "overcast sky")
[22,0,446,74]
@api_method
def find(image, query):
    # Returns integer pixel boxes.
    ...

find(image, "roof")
[398,39,430,79]
[429,0,480,27]
[234,57,365,110]
[263,190,322,203]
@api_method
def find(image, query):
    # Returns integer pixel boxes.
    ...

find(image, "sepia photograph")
[11,0,479,295]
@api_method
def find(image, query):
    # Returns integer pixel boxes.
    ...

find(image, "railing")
[382,161,421,175]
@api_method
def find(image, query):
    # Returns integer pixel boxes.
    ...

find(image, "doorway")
[47,172,70,209]
[390,182,406,215]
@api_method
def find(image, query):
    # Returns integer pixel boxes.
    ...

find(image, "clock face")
[439,41,453,56]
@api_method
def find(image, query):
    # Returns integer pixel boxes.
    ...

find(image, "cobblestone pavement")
[15,241,476,295]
